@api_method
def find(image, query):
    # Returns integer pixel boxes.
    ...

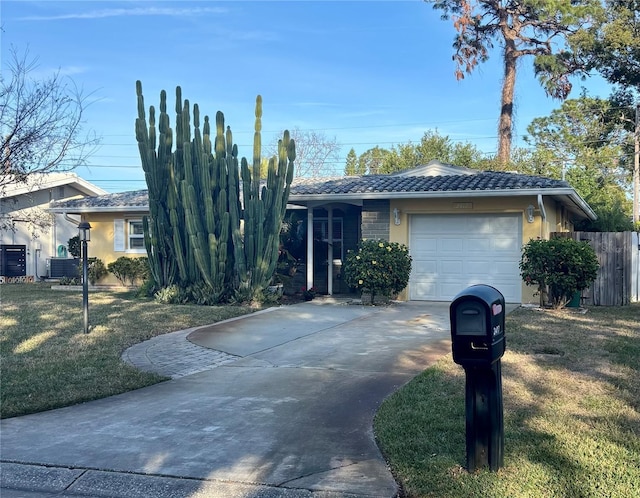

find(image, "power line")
[98,118,501,138]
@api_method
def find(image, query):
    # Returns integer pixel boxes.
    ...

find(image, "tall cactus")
[238,97,296,298]
[135,82,177,289]
[135,81,295,303]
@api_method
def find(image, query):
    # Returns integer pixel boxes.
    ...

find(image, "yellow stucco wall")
[80,212,147,286]
[388,196,568,304]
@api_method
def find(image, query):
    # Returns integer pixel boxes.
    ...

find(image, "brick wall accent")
[361,200,390,240]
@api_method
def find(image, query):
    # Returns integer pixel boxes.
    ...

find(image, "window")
[128,220,145,250]
[114,219,146,253]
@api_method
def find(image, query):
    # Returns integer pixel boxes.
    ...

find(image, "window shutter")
[114,219,125,251]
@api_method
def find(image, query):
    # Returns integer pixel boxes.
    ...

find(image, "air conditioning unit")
[48,258,80,279]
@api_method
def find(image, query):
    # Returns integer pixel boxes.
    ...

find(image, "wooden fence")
[552,231,640,306]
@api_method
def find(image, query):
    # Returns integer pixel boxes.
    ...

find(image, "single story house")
[48,162,596,303]
[1,173,107,281]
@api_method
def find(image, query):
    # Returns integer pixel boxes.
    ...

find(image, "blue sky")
[2,0,611,192]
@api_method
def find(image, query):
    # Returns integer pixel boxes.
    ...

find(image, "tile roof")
[50,189,149,210]
[289,171,570,195]
[49,172,573,211]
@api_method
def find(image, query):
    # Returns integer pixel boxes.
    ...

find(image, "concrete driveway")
[0,301,453,498]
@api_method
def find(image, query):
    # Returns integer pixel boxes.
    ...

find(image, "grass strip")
[375,304,640,498]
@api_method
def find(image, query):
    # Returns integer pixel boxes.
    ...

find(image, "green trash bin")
[567,290,582,308]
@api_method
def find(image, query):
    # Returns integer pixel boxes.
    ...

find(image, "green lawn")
[0,282,256,419]
[3,282,639,497]
[374,304,640,498]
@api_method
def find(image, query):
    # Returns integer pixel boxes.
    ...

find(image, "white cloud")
[57,65,87,76]
[19,6,228,21]
[29,65,89,79]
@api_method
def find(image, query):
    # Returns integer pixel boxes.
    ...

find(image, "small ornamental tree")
[343,240,412,304]
[520,237,599,309]
[67,236,80,259]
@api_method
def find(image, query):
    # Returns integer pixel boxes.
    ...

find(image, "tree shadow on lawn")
[377,305,640,497]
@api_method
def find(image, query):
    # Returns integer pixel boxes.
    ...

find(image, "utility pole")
[634,103,639,226]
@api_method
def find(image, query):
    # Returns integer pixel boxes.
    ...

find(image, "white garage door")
[409,214,522,302]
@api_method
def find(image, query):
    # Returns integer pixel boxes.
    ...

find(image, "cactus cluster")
[135,81,295,302]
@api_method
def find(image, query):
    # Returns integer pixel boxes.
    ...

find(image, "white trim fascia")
[48,206,149,214]
[70,177,108,196]
[289,187,597,220]
[565,192,597,220]
[2,173,107,198]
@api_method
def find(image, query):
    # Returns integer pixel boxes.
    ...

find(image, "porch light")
[393,208,401,226]
[526,205,535,223]
[79,221,91,241]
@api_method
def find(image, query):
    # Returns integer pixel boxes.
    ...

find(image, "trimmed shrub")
[87,258,107,285]
[107,256,150,286]
[520,237,599,308]
[343,239,412,304]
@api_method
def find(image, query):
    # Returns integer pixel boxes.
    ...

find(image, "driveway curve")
[1,301,452,498]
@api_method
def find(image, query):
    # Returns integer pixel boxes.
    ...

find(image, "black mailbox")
[450,284,506,366]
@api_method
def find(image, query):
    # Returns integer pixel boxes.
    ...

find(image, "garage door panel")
[489,281,519,299]
[440,282,469,297]
[493,261,519,275]
[409,214,522,302]
[465,260,492,274]
[491,217,520,231]
[413,260,437,274]
[439,238,464,252]
[441,260,464,275]
[493,237,520,252]
[466,238,491,252]
[471,221,494,234]
[411,216,456,232]
[410,280,438,300]
[411,238,437,253]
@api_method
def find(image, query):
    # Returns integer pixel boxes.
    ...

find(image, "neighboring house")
[0,173,107,281]
[48,162,596,303]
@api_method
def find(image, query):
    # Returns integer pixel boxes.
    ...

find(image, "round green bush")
[343,239,412,304]
[520,237,599,308]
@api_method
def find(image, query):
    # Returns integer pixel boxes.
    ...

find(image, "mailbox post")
[450,284,506,472]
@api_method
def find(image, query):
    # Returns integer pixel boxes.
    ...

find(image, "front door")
[312,218,343,294]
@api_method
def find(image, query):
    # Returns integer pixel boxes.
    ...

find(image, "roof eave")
[48,206,149,214]
[290,187,572,201]
[562,192,597,221]
[289,187,597,220]
[1,174,107,198]
[47,187,597,221]
[71,178,108,197]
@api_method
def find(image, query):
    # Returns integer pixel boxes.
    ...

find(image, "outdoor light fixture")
[393,208,401,226]
[79,221,91,242]
[78,221,91,334]
[526,205,535,223]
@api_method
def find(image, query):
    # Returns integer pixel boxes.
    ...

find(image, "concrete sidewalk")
[1,301,453,498]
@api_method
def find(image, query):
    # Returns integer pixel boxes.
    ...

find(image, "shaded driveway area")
[1,301,453,498]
